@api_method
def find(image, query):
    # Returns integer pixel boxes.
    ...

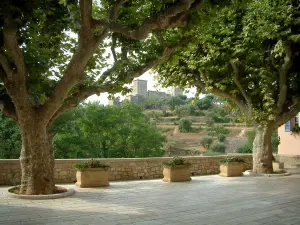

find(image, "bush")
[179,118,192,132]
[163,157,191,167]
[206,125,229,138]
[202,151,225,156]
[218,156,245,164]
[212,107,228,117]
[200,136,213,149]
[217,134,226,142]
[72,159,110,170]
[237,144,252,153]
[174,105,191,117]
[161,128,171,133]
[210,142,226,153]
[214,117,231,123]
[192,110,206,116]
[162,110,174,117]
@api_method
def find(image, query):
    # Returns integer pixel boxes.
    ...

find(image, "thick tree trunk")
[252,125,274,174]
[19,122,55,195]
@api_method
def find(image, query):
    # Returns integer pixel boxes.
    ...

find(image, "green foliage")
[237,130,280,153]
[164,141,177,151]
[206,111,230,123]
[0,114,21,159]
[178,118,192,132]
[52,102,166,159]
[72,159,110,170]
[202,151,225,156]
[174,105,191,117]
[167,96,186,110]
[163,157,191,167]
[146,111,163,121]
[144,97,166,110]
[237,144,252,153]
[162,110,174,117]
[218,157,245,164]
[213,107,228,117]
[160,128,171,133]
[196,95,213,110]
[209,142,226,153]
[200,136,213,149]
[246,131,256,148]
[217,134,226,142]
[214,117,231,123]
[206,125,229,138]
[156,0,300,132]
[191,110,206,116]
[292,125,300,134]
[271,131,280,153]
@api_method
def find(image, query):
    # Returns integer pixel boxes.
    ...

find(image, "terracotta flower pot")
[163,165,191,182]
[75,168,110,188]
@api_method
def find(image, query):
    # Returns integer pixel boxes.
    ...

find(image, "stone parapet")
[0,155,253,185]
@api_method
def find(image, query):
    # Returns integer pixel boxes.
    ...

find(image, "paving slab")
[0,175,300,225]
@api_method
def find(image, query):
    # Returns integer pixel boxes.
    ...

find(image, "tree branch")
[48,84,111,126]
[80,0,93,32]
[92,0,203,40]
[276,44,293,115]
[111,33,118,62]
[274,101,300,129]
[0,99,18,121]
[0,49,13,80]
[230,59,252,106]
[48,37,189,126]
[3,14,27,78]
[41,0,109,121]
[2,12,32,111]
[108,0,129,22]
[196,71,250,115]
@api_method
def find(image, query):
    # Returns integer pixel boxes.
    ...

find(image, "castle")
[108,79,183,106]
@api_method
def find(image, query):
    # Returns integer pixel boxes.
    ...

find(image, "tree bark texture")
[19,121,55,195]
[252,126,274,174]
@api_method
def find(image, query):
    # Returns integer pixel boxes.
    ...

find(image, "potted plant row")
[163,157,191,182]
[219,157,245,177]
[73,159,111,188]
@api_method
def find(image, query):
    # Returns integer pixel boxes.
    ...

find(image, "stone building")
[147,90,170,101]
[132,79,147,98]
[278,112,300,155]
[108,97,121,106]
[169,87,183,96]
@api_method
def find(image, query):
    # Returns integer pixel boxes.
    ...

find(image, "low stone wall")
[275,154,300,168]
[0,155,252,185]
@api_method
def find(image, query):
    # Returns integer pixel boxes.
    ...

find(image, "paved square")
[0,175,300,225]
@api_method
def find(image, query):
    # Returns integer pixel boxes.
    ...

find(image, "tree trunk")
[252,125,274,174]
[19,121,55,195]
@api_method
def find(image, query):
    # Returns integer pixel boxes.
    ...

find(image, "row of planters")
[72,156,251,187]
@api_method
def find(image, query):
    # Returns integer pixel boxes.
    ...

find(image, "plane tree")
[156,0,300,173]
[0,0,205,194]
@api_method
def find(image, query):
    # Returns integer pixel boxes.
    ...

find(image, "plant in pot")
[272,155,284,171]
[162,157,191,182]
[219,157,245,177]
[72,159,111,188]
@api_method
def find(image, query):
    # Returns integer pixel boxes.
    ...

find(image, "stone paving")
[0,175,300,225]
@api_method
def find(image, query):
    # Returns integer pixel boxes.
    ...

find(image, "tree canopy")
[0,0,206,194]
[155,0,300,173]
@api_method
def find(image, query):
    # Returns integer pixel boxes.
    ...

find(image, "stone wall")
[275,154,300,168]
[0,155,253,185]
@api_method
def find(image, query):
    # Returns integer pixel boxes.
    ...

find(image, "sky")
[86,70,198,105]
